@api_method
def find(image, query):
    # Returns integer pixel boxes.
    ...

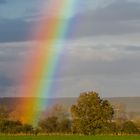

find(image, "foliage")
[0,106,9,120]
[42,104,69,121]
[0,120,23,134]
[58,119,71,133]
[0,120,35,135]
[38,116,71,133]
[22,124,33,134]
[38,104,71,133]
[122,121,140,134]
[71,91,114,135]
[0,92,140,135]
[38,116,59,133]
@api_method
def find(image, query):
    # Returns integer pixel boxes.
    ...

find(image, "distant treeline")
[0,91,140,135]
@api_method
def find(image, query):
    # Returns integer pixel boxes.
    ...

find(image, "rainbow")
[17,0,79,124]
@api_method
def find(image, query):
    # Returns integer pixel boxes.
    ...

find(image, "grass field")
[0,136,140,140]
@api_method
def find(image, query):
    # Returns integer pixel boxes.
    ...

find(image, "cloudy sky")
[0,0,140,97]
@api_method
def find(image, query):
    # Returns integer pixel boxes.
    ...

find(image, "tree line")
[0,91,140,135]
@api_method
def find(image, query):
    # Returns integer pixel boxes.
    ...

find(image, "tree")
[122,121,140,134]
[112,103,129,135]
[42,104,69,121]
[38,103,72,133]
[38,116,59,133]
[0,106,9,120]
[113,103,127,120]
[33,127,41,136]
[22,124,33,135]
[71,91,114,135]
[58,119,71,133]
[134,118,140,131]
[38,116,72,133]
[0,120,23,134]
[100,122,118,135]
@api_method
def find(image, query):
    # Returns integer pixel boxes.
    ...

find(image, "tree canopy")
[71,91,114,135]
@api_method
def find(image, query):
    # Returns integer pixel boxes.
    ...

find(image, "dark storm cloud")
[0,19,32,42]
[72,20,140,37]
[0,0,140,97]
[0,0,7,4]
[71,0,140,38]
[93,0,140,22]
[0,0,140,42]
[0,74,14,94]
[0,75,13,87]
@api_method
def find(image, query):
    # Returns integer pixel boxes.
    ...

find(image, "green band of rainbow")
[18,0,79,125]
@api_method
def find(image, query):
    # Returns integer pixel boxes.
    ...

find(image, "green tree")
[71,91,114,135]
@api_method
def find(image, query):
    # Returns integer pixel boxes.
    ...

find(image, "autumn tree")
[42,104,69,121]
[122,121,139,134]
[71,91,114,135]
[0,120,23,134]
[38,116,59,133]
[58,118,71,133]
[22,124,33,135]
[38,104,71,133]
[0,106,9,120]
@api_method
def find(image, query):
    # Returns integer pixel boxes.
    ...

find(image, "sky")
[0,0,140,98]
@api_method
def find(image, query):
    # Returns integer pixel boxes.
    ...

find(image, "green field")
[0,136,140,140]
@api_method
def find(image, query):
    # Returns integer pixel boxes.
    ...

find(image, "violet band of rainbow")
[18,0,79,125]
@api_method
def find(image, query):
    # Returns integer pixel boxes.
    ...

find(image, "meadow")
[0,135,140,140]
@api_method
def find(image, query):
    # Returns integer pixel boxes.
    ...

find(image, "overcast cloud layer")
[0,0,140,97]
